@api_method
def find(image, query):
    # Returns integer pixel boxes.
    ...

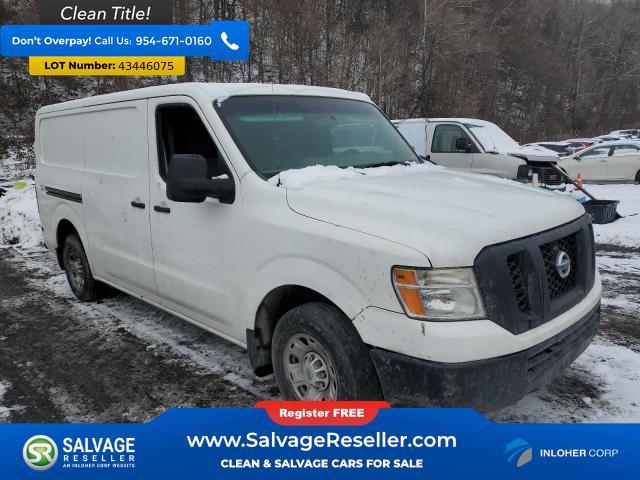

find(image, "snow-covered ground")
[0,181,41,248]
[1,177,639,422]
[587,184,640,248]
[0,380,24,419]
[0,142,35,181]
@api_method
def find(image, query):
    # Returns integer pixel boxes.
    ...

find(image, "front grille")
[507,254,529,312]
[542,167,562,186]
[540,234,577,299]
[474,215,595,335]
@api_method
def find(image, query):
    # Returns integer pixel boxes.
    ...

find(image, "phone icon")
[220,32,239,51]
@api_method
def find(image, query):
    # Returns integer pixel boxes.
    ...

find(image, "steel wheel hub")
[284,333,338,400]
[67,249,85,291]
[302,351,329,390]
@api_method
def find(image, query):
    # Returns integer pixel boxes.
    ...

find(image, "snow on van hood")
[271,163,434,189]
[277,164,584,266]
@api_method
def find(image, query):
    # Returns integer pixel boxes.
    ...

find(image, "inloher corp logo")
[23,435,59,471]
[504,438,533,468]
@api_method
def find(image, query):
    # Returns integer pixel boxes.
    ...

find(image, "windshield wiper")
[355,160,414,169]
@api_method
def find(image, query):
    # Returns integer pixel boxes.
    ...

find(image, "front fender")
[246,254,368,326]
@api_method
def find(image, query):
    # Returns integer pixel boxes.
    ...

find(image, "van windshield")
[216,96,420,178]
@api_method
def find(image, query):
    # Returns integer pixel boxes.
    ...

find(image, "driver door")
[428,124,475,170]
[147,96,244,341]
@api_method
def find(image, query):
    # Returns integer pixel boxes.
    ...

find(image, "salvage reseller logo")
[23,435,58,470]
[23,435,137,471]
[60,437,137,470]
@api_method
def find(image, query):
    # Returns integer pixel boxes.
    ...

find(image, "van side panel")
[82,101,157,297]
[36,112,86,253]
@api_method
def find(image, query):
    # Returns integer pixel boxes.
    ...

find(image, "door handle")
[130,200,146,209]
[154,205,171,213]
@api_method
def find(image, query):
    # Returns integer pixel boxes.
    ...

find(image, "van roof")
[392,118,496,127]
[37,82,371,114]
[427,118,495,126]
[392,118,427,125]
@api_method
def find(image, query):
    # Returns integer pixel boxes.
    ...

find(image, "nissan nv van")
[35,83,601,410]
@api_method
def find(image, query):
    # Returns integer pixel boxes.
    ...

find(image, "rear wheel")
[63,234,98,302]
[272,302,382,401]
[635,170,640,184]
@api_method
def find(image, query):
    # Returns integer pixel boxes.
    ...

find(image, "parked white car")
[559,141,640,183]
[393,118,563,186]
[594,134,624,142]
[35,83,601,410]
[609,129,639,139]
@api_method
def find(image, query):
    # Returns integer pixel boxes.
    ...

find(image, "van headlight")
[392,267,486,320]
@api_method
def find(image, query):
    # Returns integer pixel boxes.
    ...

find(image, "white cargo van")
[393,118,564,186]
[35,83,601,410]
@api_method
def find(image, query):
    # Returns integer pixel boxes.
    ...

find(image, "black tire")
[272,302,382,401]
[63,234,98,302]
[635,170,640,184]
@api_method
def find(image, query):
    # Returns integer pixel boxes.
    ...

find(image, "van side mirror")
[455,137,473,153]
[166,154,235,204]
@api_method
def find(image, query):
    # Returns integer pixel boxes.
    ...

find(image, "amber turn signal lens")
[397,287,426,317]
[393,268,426,317]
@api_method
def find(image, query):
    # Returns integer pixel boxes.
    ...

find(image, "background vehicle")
[610,129,639,139]
[36,84,600,410]
[559,141,640,183]
[564,139,596,152]
[525,141,574,156]
[594,134,624,142]
[393,118,563,186]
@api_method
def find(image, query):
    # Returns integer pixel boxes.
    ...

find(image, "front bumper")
[370,303,600,411]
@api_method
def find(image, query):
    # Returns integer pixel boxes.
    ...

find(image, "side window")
[579,146,610,158]
[431,125,474,153]
[155,104,229,180]
[612,145,640,157]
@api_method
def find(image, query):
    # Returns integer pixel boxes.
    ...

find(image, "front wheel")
[635,170,640,184]
[272,302,382,401]
[63,234,98,302]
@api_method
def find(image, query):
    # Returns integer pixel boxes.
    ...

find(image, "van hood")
[285,166,584,267]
